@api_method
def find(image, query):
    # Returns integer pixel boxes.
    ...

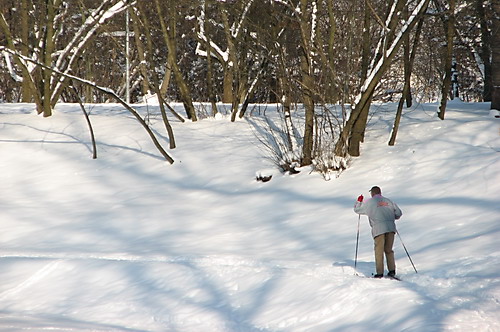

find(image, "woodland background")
[1,0,499,169]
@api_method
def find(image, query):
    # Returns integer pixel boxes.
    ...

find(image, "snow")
[0,100,499,331]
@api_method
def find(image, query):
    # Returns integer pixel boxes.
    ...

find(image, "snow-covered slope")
[0,101,499,331]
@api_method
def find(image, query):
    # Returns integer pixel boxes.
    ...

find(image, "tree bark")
[129,8,150,96]
[403,6,414,108]
[347,96,371,157]
[389,18,424,146]
[137,0,181,148]
[239,57,268,118]
[42,0,60,117]
[220,8,241,122]
[298,0,316,166]
[346,0,372,157]
[437,0,456,120]
[20,0,32,102]
[203,0,218,116]
[491,0,500,110]
[360,0,371,83]
[0,12,43,113]
[476,0,492,102]
[154,0,197,121]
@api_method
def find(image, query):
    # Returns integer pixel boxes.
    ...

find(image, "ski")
[385,275,401,281]
[354,273,402,281]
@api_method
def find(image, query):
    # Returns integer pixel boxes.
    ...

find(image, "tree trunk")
[301,58,315,166]
[159,60,173,98]
[138,0,183,144]
[403,6,414,108]
[222,68,234,104]
[360,0,371,82]
[347,0,407,157]
[203,0,218,116]
[491,0,500,110]
[276,43,295,153]
[220,8,241,121]
[130,8,150,96]
[476,0,492,102]
[299,0,315,166]
[437,0,456,120]
[20,0,32,102]
[42,0,58,117]
[283,92,295,153]
[0,12,43,113]
[154,0,197,121]
[389,18,424,146]
[347,95,371,157]
[346,0,372,157]
[239,57,268,118]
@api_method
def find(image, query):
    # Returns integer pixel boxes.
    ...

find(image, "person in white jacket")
[354,186,402,278]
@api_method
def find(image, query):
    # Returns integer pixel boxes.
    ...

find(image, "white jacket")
[354,194,402,238]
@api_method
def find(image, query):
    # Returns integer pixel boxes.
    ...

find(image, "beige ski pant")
[374,232,396,275]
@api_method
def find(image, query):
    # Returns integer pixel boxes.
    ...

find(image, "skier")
[354,186,402,278]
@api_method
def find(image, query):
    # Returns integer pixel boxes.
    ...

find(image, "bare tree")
[389,16,424,146]
[296,0,317,166]
[491,0,500,110]
[195,0,257,116]
[334,0,431,157]
[152,0,197,121]
[476,0,493,102]
[134,3,178,149]
[0,0,132,116]
[1,46,174,163]
[437,0,456,120]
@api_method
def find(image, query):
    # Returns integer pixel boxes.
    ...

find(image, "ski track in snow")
[0,252,498,331]
[0,260,62,301]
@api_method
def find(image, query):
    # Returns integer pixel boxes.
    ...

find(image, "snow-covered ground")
[0,100,499,331]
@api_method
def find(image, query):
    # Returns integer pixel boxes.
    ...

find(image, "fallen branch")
[72,85,98,159]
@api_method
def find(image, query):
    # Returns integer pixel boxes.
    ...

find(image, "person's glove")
[357,195,364,202]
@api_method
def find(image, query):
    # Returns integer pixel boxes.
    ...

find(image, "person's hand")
[357,195,364,202]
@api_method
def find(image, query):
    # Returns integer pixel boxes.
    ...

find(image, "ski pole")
[396,230,418,274]
[354,214,361,273]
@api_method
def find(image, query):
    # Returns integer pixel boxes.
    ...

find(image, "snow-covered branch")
[2,51,23,82]
[195,0,254,64]
[356,0,431,107]
[230,0,255,39]
[52,0,134,99]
